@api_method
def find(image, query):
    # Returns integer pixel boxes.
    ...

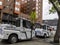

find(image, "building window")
[36,0,38,2]
[22,0,24,1]
[25,0,27,3]
[36,11,38,14]
[39,10,40,12]
[15,2,20,5]
[15,7,20,11]
[0,1,2,5]
[39,7,40,8]
[33,0,35,1]
[39,0,41,2]
[7,0,9,1]
[36,7,38,10]
[28,0,30,1]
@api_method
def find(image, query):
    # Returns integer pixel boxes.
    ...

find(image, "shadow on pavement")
[0,39,34,45]
[0,40,11,44]
[53,43,59,45]
[49,41,60,45]
[0,38,60,45]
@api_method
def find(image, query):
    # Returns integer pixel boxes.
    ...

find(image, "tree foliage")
[30,11,36,23]
[49,0,60,14]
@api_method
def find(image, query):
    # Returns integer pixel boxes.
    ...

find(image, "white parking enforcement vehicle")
[0,18,35,43]
[35,24,51,37]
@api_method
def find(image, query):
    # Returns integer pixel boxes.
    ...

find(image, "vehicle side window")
[23,20,31,29]
[26,20,31,29]
[5,26,16,30]
[47,26,49,30]
[23,20,27,28]
[42,25,46,30]
[15,19,20,27]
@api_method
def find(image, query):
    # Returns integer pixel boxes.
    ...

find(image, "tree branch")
[49,0,59,12]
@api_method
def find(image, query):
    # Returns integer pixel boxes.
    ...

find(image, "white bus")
[35,24,51,37]
[0,18,35,43]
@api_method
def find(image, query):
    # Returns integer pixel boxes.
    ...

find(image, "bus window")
[47,25,50,30]
[23,20,31,29]
[23,20,26,28]
[34,23,41,28]
[42,25,46,30]
[15,19,20,27]
[26,20,31,29]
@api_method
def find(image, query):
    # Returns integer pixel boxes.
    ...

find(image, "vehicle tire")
[44,34,47,38]
[8,34,18,44]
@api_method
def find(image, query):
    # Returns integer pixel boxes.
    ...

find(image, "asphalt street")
[0,37,59,45]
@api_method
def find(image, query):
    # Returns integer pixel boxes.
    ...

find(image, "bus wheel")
[8,34,18,43]
[44,34,47,38]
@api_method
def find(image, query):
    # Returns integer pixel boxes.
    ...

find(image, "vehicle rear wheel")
[8,35,18,43]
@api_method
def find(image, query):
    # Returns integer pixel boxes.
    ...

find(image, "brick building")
[0,0,43,24]
[36,0,42,24]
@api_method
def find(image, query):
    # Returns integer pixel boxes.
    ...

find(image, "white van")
[35,24,51,37]
[0,18,35,43]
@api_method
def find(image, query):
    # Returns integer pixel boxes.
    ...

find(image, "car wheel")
[44,34,47,38]
[8,35,18,43]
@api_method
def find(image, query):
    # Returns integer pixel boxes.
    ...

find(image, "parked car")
[35,24,51,38]
[0,18,35,43]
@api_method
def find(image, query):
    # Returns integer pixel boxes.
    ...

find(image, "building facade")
[0,0,43,24]
[36,0,42,24]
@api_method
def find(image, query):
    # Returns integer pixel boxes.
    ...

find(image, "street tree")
[30,11,36,24]
[49,0,60,43]
[30,11,36,39]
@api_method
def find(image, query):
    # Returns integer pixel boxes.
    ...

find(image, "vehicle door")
[15,19,27,40]
[22,20,32,39]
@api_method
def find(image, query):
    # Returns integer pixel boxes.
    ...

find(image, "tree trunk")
[31,24,33,39]
[49,0,60,43]
[54,15,60,43]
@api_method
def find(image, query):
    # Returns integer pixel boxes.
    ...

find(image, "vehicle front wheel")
[44,34,47,38]
[8,35,18,44]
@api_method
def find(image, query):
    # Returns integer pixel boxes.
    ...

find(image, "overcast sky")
[42,0,58,20]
